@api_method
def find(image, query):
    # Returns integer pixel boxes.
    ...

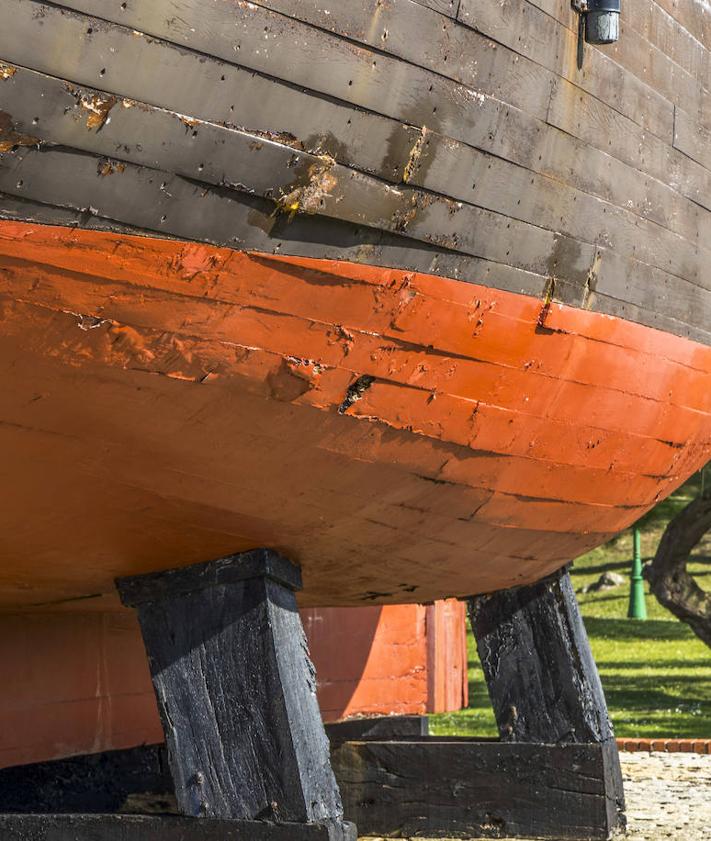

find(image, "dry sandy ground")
[363,751,711,840]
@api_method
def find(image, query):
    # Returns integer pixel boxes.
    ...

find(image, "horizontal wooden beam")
[332,738,625,839]
[0,815,356,840]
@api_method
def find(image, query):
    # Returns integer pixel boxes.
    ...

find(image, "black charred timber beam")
[467,566,625,831]
[115,549,355,841]
[331,568,625,839]
[0,815,346,840]
[332,739,623,839]
[468,566,616,745]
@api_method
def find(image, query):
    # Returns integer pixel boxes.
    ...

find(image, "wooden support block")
[0,814,354,840]
[326,715,429,745]
[468,567,616,745]
[332,738,621,839]
[116,549,352,840]
[466,566,625,837]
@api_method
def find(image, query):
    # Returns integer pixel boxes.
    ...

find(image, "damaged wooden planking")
[4,266,707,477]
[3,63,711,337]
[0,139,599,294]
[3,0,707,249]
[3,229,708,600]
[31,0,552,131]
[3,224,710,446]
[0,0,420,183]
[1,60,705,279]
[0,139,705,341]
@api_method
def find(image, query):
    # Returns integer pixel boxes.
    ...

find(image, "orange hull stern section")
[1,221,710,607]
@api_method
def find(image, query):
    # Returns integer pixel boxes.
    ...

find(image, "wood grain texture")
[0,815,356,841]
[0,0,711,338]
[118,552,346,829]
[0,738,622,839]
[465,567,625,835]
[1,0,710,345]
[469,568,615,744]
[332,739,625,839]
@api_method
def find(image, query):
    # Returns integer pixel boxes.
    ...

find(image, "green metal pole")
[627,527,647,620]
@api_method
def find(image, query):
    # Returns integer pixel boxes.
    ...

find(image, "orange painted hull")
[0,601,468,769]
[1,221,711,607]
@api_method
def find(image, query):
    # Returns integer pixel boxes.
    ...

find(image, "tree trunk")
[644,494,711,648]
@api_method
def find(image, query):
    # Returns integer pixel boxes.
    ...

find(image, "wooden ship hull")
[1,0,711,778]
[1,0,710,610]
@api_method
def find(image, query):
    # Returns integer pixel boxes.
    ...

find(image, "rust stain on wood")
[0,111,40,152]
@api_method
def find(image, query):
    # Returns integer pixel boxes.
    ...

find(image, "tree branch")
[644,494,711,648]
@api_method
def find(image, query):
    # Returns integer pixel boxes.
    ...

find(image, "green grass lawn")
[431,472,711,740]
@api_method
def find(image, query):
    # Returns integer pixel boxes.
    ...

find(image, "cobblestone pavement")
[618,751,711,840]
[363,751,711,840]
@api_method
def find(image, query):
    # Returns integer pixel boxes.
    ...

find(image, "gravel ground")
[618,752,711,840]
[363,751,711,840]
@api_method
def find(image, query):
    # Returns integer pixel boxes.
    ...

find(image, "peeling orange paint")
[0,221,710,608]
[72,90,116,130]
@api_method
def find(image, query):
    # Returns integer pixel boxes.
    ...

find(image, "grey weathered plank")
[241,0,711,253]
[409,112,707,247]
[33,0,551,141]
[528,0,709,96]
[177,0,676,149]
[595,247,711,316]
[674,106,711,173]
[4,0,704,252]
[547,76,711,215]
[249,0,555,121]
[457,0,674,141]
[411,0,460,14]
[0,146,552,297]
[0,192,548,300]
[0,79,600,293]
[0,64,334,201]
[648,0,711,67]
[592,291,711,347]
[0,143,595,289]
[0,190,148,235]
[0,124,707,340]
[0,0,419,184]
[406,124,707,284]
[525,0,711,130]
[606,25,707,127]
[625,0,709,82]
[1,0,710,345]
[8,39,694,290]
